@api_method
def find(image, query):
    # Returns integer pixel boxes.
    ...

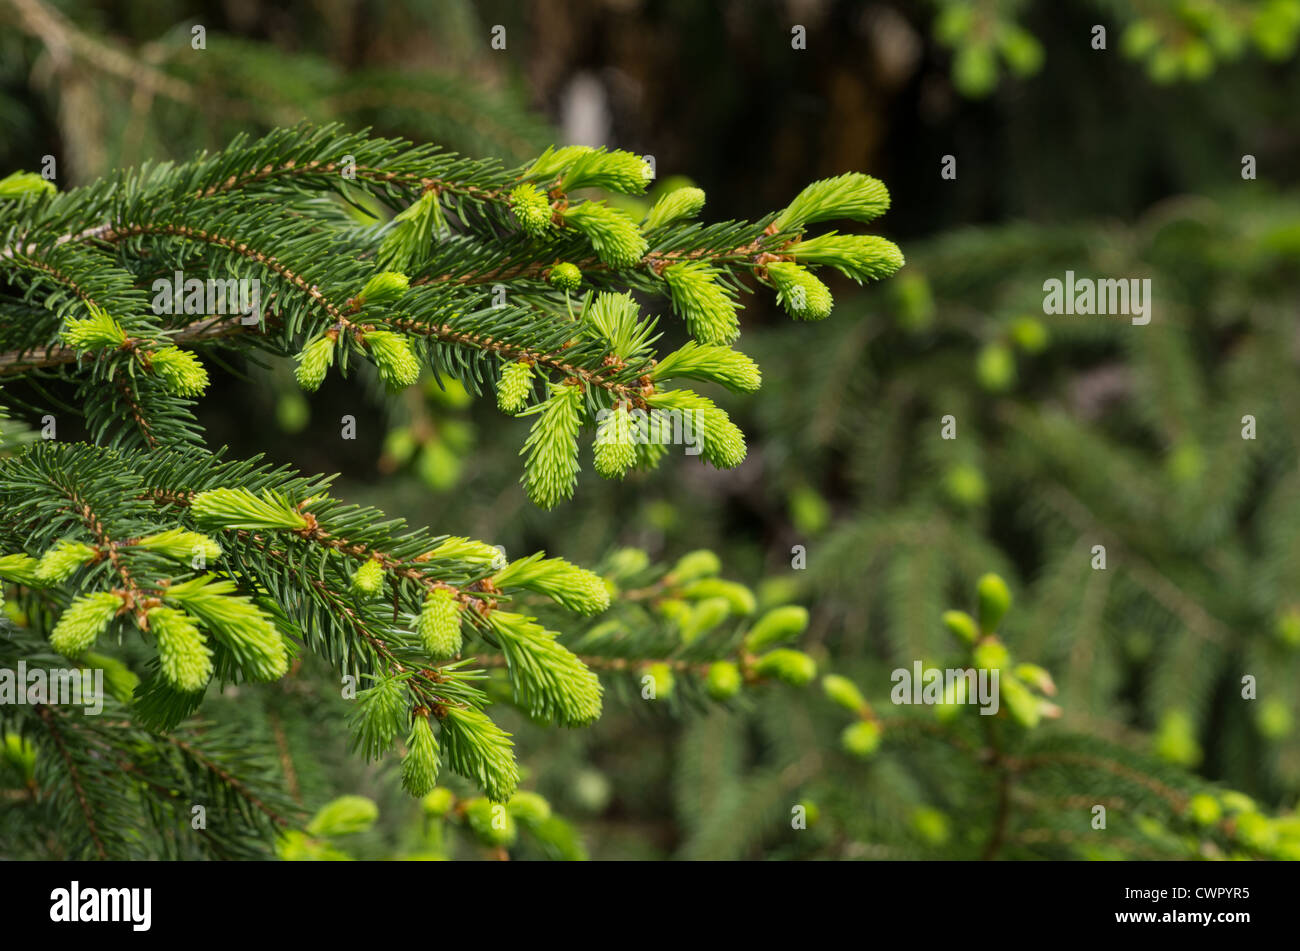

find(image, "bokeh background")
[4,0,1300,859]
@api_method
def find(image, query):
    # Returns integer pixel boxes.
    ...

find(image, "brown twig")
[35,704,107,859]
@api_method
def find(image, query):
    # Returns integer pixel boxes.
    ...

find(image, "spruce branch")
[0,121,900,858]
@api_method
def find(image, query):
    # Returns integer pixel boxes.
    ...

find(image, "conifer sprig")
[0,123,901,496]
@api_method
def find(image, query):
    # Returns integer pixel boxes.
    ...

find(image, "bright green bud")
[510,183,553,237]
[646,661,675,699]
[942,610,979,645]
[307,795,379,837]
[841,719,882,758]
[422,787,456,817]
[774,172,891,231]
[464,797,518,847]
[148,606,213,693]
[486,611,603,726]
[135,528,222,565]
[705,661,742,700]
[0,553,43,587]
[753,648,817,687]
[1180,38,1214,80]
[681,578,756,616]
[378,189,443,271]
[383,426,418,466]
[604,547,650,579]
[150,346,209,396]
[1234,812,1276,850]
[892,271,935,331]
[650,341,761,393]
[2,731,36,780]
[418,442,458,493]
[643,186,706,230]
[525,144,594,180]
[935,678,971,722]
[417,588,463,659]
[1219,791,1255,814]
[350,558,385,598]
[1000,676,1040,728]
[765,261,834,321]
[661,261,740,344]
[402,715,441,797]
[421,536,504,567]
[788,484,829,536]
[50,591,121,656]
[944,462,987,508]
[1014,663,1056,696]
[363,330,421,389]
[293,334,336,392]
[757,576,802,610]
[521,382,584,509]
[997,24,1044,75]
[671,549,721,583]
[163,574,289,681]
[701,410,745,469]
[492,554,610,616]
[275,830,350,861]
[60,306,127,350]
[1187,793,1222,827]
[0,170,56,198]
[976,342,1016,392]
[1275,607,1300,649]
[563,201,647,269]
[679,597,731,643]
[583,291,646,358]
[80,651,139,703]
[656,599,691,625]
[972,637,1009,672]
[358,270,409,303]
[1154,708,1203,767]
[1121,19,1161,59]
[743,605,809,651]
[345,670,405,763]
[976,573,1012,633]
[646,388,746,469]
[593,403,637,479]
[786,233,905,285]
[1010,316,1048,353]
[953,42,998,97]
[36,540,98,584]
[507,790,552,825]
[547,262,582,291]
[559,147,653,193]
[910,807,951,846]
[191,487,309,531]
[1257,697,1293,739]
[822,674,867,713]
[1166,441,1205,485]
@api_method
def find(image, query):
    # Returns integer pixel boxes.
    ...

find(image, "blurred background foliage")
[3,0,1300,859]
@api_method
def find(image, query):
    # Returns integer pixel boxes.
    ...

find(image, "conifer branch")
[0,123,899,857]
[34,704,107,859]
